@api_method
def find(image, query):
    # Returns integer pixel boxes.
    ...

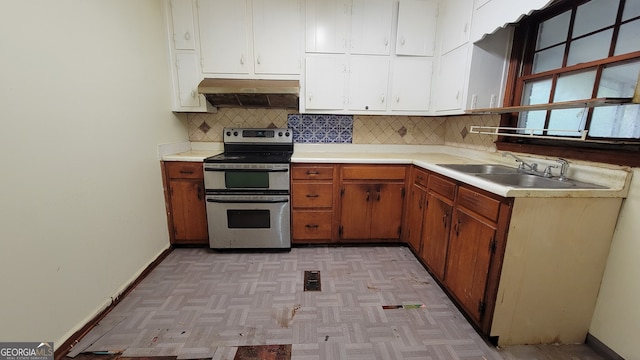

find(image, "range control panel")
[223,128,292,144]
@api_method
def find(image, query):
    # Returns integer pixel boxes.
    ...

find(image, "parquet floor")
[66,246,604,360]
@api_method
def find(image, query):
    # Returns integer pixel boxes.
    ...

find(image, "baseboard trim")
[53,246,173,360]
[586,333,624,360]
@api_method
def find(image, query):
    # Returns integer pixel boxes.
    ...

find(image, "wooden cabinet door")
[168,179,209,244]
[420,192,453,280]
[339,183,372,239]
[445,207,496,323]
[405,182,426,252]
[370,183,404,240]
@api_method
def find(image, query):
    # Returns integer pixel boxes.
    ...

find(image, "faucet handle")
[543,165,558,178]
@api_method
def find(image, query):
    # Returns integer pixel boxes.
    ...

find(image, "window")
[498,0,640,166]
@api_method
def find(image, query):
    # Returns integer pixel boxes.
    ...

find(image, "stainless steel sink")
[478,174,607,189]
[438,164,607,189]
[437,163,520,174]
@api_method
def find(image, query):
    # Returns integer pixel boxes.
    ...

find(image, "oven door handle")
[204,168,289,172]
[206,198,289,204]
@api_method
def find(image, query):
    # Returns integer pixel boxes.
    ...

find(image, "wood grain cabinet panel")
[339,165,407,242]
[291,163,337,243]
[163,161,209,245]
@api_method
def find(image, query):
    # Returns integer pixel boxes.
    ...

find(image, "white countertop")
[160,142,632,198]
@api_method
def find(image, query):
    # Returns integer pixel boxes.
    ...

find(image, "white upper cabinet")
[306,0,349,53]
[253,0,303,74]
[390,57,433,111]
[306,0,394,55]
[432,26,512,114]
[347,56,390,111]
[304,55,347,110]
[350,0,394,55]
[437,0,473,55]
[198,0,250,74]
[198,0,302,76]
[170,0,197,50]
[304,55,390,112]
[396,0,438,56]
[166,0,213,112]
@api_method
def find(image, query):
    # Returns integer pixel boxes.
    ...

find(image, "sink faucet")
[502,152,537,172]
[556,158,569,181]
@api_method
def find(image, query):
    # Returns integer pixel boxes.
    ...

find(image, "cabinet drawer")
[165,161,204,179]
[457,186,501,222]
[342,165,406,180]
[428,174,456,200]
[293,210,333,239]
[413,167,429,187]
[292,183,333,208]
[292,165,334,180]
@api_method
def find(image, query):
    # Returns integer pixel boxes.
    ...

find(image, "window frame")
[496,0,640,167]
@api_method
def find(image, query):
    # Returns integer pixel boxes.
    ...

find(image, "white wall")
[590,168,640,359]
[0,1,187,346]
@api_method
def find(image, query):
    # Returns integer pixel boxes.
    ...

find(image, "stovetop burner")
[204,152,292,164]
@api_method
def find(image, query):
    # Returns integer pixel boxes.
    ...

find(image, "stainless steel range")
[203,128,293,250]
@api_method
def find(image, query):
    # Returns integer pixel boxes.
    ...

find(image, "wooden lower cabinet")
[291,164,337,244]
[162,161,209,245]
[420,192,453,281]
[339,165,407,242]
[404,167,429,252]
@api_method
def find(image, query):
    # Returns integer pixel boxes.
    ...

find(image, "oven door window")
[227,209,271,228]
[225,171,269,188]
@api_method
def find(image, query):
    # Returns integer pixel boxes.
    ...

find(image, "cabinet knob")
[396,96,400,103]
[400,37,405,45]
[256,56,261,65]
[384,38,389,46]
[240,55,244,65]
[184,32,191,40]
[380,96,385,104]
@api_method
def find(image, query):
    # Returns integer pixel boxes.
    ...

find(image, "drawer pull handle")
[305,224,319,229]
[306,194,319,198]
[443,212,449,227]
[179,170,194,175]
[366,191,370,201]
[306,171,319,175]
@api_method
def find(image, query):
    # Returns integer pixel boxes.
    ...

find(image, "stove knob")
[278,131,283,137]
[285,131,291,137]
[226,131,231,136]
[233,131,238,136]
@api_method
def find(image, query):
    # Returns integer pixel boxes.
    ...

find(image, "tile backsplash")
[185,108,498,151]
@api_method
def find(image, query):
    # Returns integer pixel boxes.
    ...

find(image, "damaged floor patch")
[234,344,291,360]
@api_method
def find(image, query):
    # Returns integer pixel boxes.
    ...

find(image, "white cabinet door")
[306,0,349,53]
[390,57,433,111]
[438,0,473,55]
[198,0,250,74]
[170,0,196,50]
[396,0,438,56]
[433,45,469,112]
[347,56,389,111]
[253,0,302,74]
[350,0,394,55]
[175,53,204,108]
[305,55,347,110]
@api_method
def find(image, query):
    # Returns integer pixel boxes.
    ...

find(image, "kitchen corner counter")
[160,142,631,198]
[291,144,632,199]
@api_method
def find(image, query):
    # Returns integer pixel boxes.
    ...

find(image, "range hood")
[197,78,299,109]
